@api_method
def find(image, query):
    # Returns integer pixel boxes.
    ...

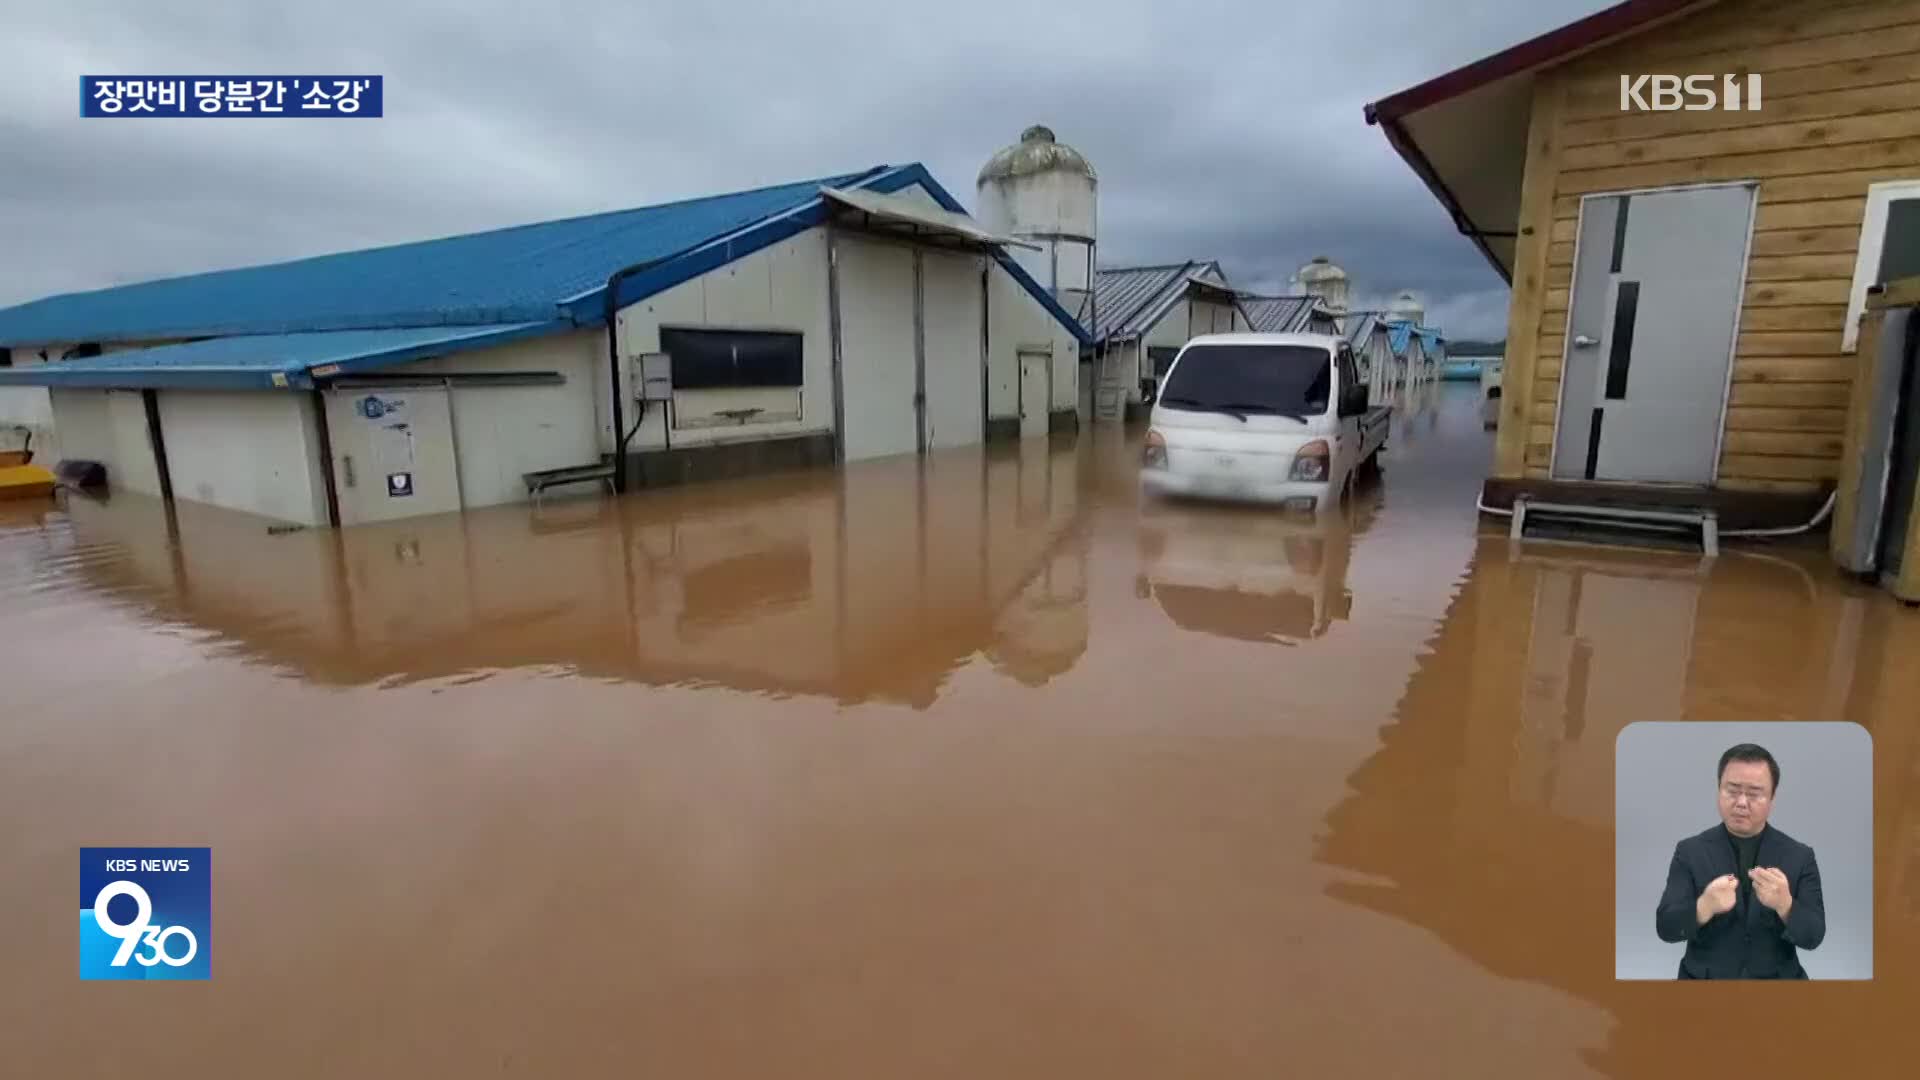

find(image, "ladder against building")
[1094,353,1128,422]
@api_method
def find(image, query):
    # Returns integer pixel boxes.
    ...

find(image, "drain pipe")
[602,246,712,493]
[1720,490,1836,538]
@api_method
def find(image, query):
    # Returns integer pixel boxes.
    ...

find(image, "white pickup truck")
[1140,332,1390,513]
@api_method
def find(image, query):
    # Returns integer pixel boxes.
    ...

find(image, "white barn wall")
[1188,299,1237,337]
[3,338,223,467]
[0,387,55,462]
[921,249,987,450]
[610,228,834,455]
[835,237,920,461]
[395,330,602,509]
[45,390,114,471]
[158,391,329,525]
[986,260,1078,418]
[48,389,162,497]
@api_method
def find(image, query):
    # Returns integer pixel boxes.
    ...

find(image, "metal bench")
[523,463,615,509]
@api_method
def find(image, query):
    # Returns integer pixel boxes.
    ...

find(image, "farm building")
[1385,320,1446,393]
[1345,313,1397,399]
[1239,294,1340,335]
[0,164,1088,527]
[1367,0,1920,524]
[1087,261,1251,420]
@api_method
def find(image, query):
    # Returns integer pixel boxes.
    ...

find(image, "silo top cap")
[978,126,1097,184]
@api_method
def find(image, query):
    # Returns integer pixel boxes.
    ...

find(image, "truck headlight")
[1143,429,1167,469]
[1290,439,1329,481]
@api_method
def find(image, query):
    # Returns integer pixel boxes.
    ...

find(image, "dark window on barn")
[1149,347,1180,379]
[0,347,11,368]
[63,343,102,360]
[659,328,803,390]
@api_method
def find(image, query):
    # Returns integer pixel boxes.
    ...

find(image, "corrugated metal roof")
[0,163,1091,389]
[1345,312,1381,346]
[0,180,831,347]
[0,170,884,346]
[1387,321,1413,356]
[1385,320,1446,358]
[1239,295,1318,333]
[0,323,565,390]
[1091,261,1232,342]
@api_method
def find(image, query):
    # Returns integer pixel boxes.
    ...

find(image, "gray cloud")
[2,0,1608,339]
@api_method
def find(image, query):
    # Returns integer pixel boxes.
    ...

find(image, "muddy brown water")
[2,384,1913,1077]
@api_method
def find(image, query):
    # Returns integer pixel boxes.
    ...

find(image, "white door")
[837,237,920,462]
[1553,183,1754,483]
[325,387,461,525]
[920,251,985,451]
[1018,349,1050,438]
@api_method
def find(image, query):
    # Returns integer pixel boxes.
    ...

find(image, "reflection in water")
[1,385,1914,1077]
[1135,495,1367,644]
[20,439,1090,705]
[1318,535,1916,1076]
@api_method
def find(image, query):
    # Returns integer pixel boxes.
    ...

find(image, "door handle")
[342,454,356,488]
[1573,334,1600,348]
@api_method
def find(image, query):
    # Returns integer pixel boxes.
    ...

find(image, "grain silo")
[1293,256,1351,329]
[976,125,1098,326]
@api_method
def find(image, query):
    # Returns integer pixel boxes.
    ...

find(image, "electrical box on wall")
[635,352,672,402]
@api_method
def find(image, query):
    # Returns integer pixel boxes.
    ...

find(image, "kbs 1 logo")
[79,847,210,980]
[1620,74,1763,112]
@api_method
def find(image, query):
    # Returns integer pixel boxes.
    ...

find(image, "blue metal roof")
[0,163,1089,389]
[1385,320,1444,358]
[1386,320,1414,356]
[0,323,564,390]
[0,170,884,345]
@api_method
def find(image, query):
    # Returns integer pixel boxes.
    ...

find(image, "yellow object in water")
[0,464,57,501]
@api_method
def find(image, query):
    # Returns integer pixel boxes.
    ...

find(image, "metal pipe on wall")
[826,223,848,463]
[310,390,342,528]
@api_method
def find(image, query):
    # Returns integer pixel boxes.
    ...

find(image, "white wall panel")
[836,236,919,461]
[158,391,328,525]
[399,331,602,509]
[920,250,985,450]
[612,229,833,454]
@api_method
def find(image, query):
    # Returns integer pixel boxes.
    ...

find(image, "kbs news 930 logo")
[79,848,210,980]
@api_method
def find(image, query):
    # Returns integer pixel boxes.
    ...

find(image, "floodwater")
[1,384,1914,1077]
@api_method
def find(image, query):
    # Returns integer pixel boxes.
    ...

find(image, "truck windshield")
[1158,345,1332,420]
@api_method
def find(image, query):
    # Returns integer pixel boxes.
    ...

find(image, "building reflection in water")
[46,437,1092,708]
[1316,535,1917,1076]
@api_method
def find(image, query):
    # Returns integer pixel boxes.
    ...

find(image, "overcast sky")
[2,0,1613,340]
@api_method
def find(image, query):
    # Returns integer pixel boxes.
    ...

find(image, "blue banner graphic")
[80,847,211,980]
[81,77,383,117]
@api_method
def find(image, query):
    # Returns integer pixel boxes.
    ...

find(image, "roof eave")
[1377,112,1514,284]
[1364,0,1720,124]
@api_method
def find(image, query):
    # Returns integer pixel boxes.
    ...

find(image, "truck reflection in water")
[1133,495,1371,645]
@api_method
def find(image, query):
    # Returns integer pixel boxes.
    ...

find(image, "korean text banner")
[82,77,383,117]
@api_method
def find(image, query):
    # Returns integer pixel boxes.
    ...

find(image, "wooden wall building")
[1368,0,1920,525]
